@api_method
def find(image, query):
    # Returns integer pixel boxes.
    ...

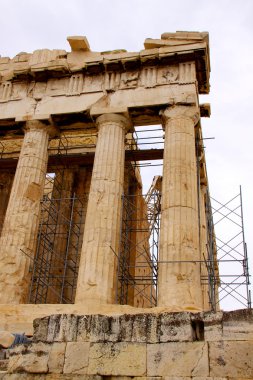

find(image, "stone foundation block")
[77,315,92,342]
[0,375,103,379]
[88,342,146,376]
[47,315,61,342]
[162,378,227,380]
[47,315,78,342]
[48,343,66,373]
[8,343,49,374]
[33,317,49,342]
[159,313,193,342]
[222,309,253,341]
[90,315,121,343]
[63,342,90,374]
[56,315,78,342]
[209,340,253,378]
[147,342,209,377]
[8,342,66,374]
[36,312,195,345]
[192,312,223,342]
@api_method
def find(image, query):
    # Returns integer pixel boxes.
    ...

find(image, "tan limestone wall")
[4,309,253,379]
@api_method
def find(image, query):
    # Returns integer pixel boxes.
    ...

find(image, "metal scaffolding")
[28,172,87,304]
[204,189,220,310]
[23,126,250,310]
[116,177,161,307]
[210,187,251,310]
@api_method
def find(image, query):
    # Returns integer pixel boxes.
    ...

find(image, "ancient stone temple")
[0,32,252,379]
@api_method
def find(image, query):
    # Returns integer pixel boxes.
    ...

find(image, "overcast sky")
[0,0,252,310]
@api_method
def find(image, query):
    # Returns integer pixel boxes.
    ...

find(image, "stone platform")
[1,309,253,379]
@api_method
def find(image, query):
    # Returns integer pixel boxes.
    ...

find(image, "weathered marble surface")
[2,309,252,379]
[0,31,212,309]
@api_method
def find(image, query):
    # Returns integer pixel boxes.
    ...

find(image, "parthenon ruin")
[0,32,252,379]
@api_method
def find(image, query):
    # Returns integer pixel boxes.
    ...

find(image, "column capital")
[96,113,132,133]
[24,120,58,138]
[160,105,200,126]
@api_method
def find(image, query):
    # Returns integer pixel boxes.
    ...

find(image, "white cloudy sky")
[1,0,252,309]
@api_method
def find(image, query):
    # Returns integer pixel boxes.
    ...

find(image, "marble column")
[75,113,130,305]
[200,183,210,310]
[0,120,55,304]
[158,105,203,309]
[0,172,14,236]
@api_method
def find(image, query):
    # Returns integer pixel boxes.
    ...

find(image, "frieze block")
[157,65,179,84]
[120,71,140,89]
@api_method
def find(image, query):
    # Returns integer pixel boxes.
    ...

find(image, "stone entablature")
[0,32,209,128]
[0,62,197,101]
[0,32,209,91]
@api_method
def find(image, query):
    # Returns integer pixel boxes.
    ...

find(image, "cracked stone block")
[90,315,121,343]
[157,377,227,380]
[133,377,162,380]
[159,313,193,342]
[45,314,78,342]
[131,314,148,343]
[227,378,253,380]
[192,312,223,342]
[47,342,66,373]
[78,314,153,343]
[222,309,253,341]
[47,315,61,342]
[0,375,46,379]
[56,315,78,342]
[8,343,49,374]
[146,314,160,343]
[8,342,66,374]
[77,315,92,342]
[46,314,78,342]
[33,317,49,342]
[109,377,162,380]
[0,375,103,379]
[63,342,90,374]
[88,342,146,376]
[147,342,209,377]
[119,315,135,342]
[209,340,253,378]
[186,377,227,380]
[162,377,192,380]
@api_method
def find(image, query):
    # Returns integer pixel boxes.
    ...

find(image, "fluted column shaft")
[158,105,203,309]
[0,172,14,236]
[75,113,130,304]
[0,120,54,304]
[200,184,210,310]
